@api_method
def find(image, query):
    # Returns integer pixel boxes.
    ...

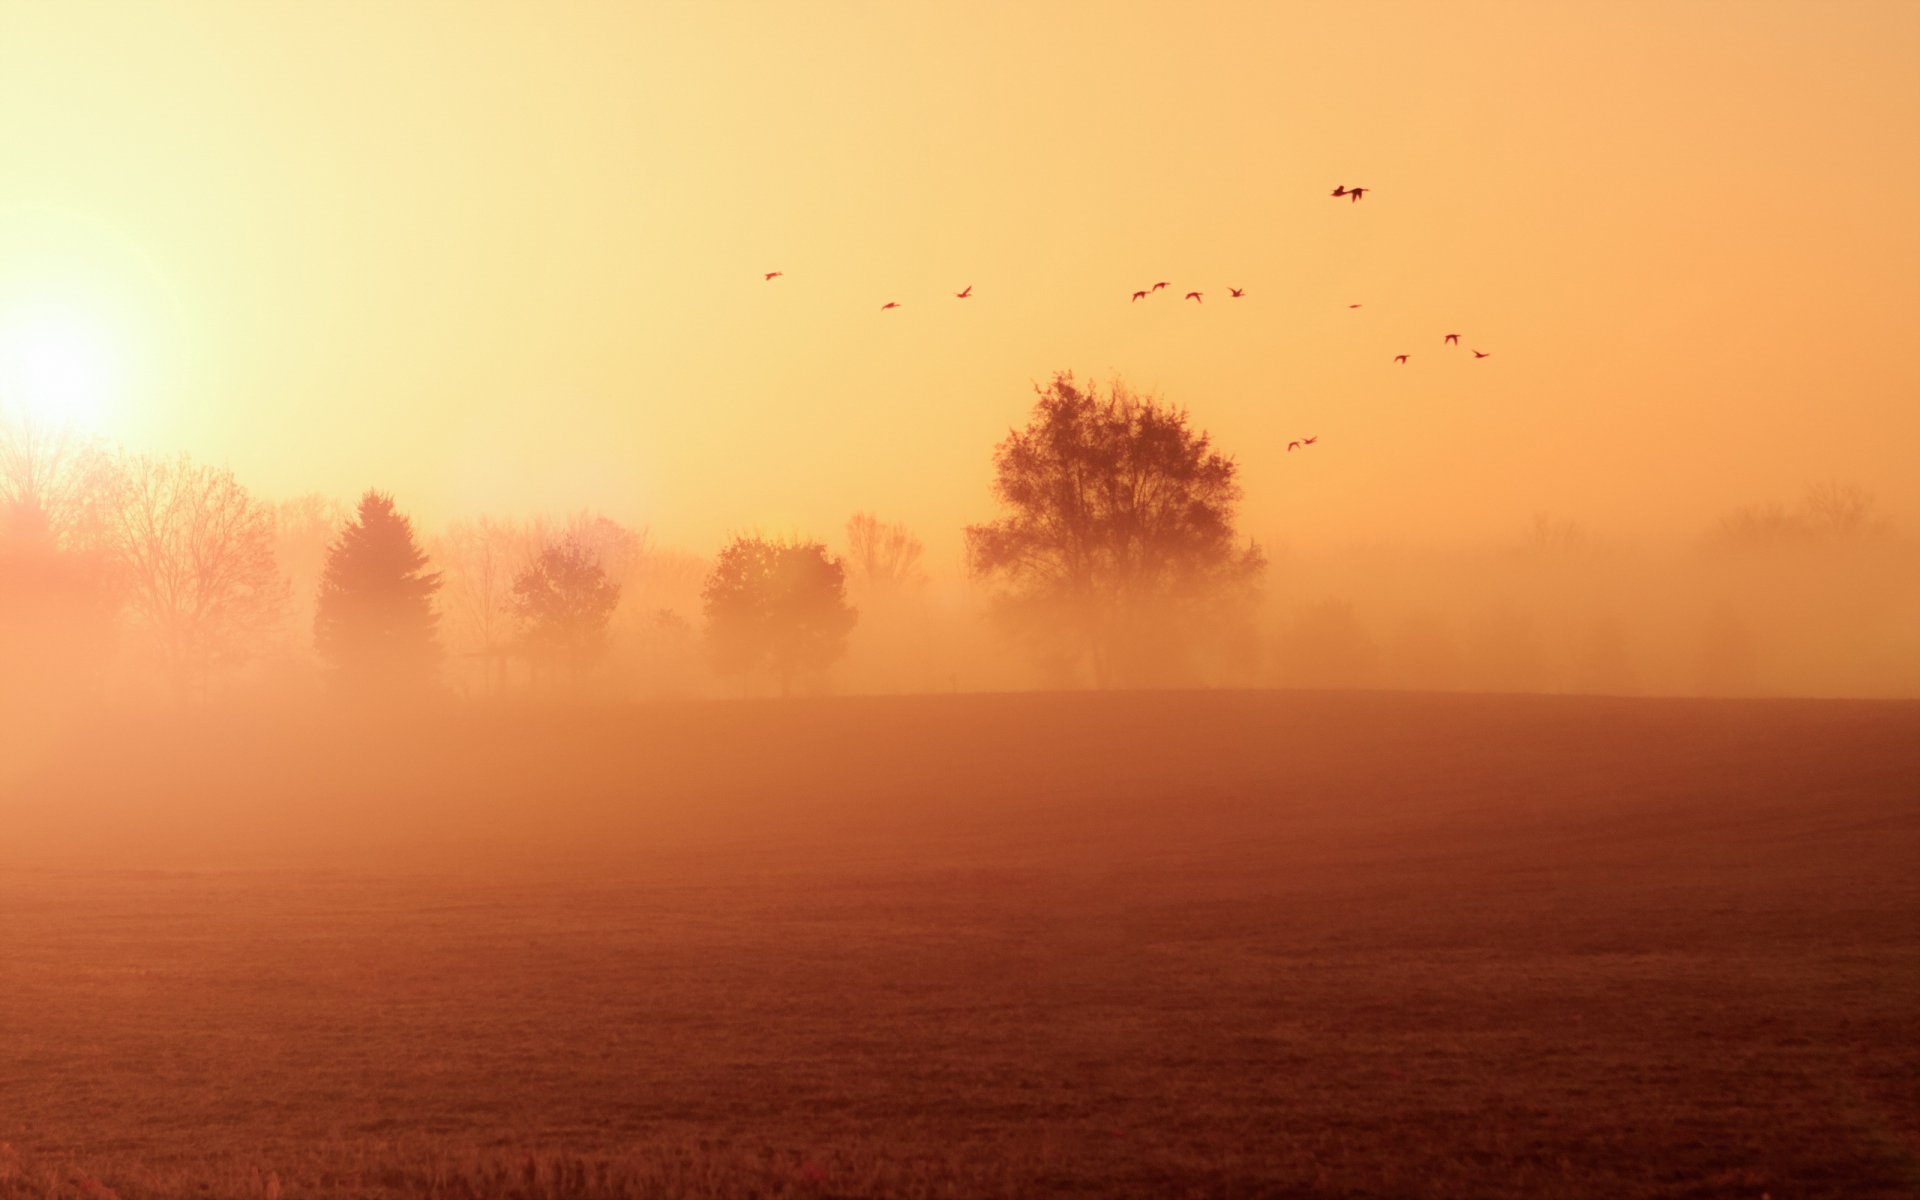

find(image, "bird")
[1131,290,1149,302]
[764,271,783,281]
[1473,349,1491,358]
[955,285,972,299]
[1347,187,1369,201]
[1330,186,1347,197]
[1152,281,1171,291]
[1393,354,1409,364]
[1185,291,1203,303]
[1302,435,1318,446]
[1288,441,1301,452]
[881,301,900,311]
[1347,303,1363,309]
[1444,333,1460,345]
[1228,287,1245,298]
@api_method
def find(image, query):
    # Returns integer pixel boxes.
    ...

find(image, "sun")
[0,303,125,434]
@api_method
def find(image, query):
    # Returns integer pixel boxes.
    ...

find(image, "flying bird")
[1444,333,1460,344]
[1330,186,1348,197]
[1347,187,1369,201]
[1152,281,1171,291]
[1228,287,1245,298]
[764,271,783,281]
[955,285,972,298]
[1393,354,1409,364]
[881,301,900,311]
[1288,441,1301,452]
[1473,349,1491,358]
[1131,290,1149,302]
[1347,303,1363,308]
[1302,436,1318,445]
[1185,291,1203,302]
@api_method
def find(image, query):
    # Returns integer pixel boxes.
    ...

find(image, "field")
[3,691,1917,1198]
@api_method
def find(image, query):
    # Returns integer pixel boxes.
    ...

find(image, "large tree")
[0,412,115,552]
[104,453,284,696]
[315,490,442,689]
[965,372,1264,686]
[701,535,856,695]
[511,534,621,680]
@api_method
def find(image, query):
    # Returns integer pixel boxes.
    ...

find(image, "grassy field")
[3,690,1917,1198]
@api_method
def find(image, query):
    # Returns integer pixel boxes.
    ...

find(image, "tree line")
[1,371,1265,703]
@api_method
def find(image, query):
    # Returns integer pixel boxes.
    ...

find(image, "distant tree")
[314,490,442,690]
[701,535,856,694]
[844,512,928,601]
[102,454,285,697]
[0,499,119,707]
[1710,481,1889,551]
[964,372,1264,686]
[0,412,116,552]
[435,515,528,661]
[511,535,621,679]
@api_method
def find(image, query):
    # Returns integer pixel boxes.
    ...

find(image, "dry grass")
[3,690,1917,1197]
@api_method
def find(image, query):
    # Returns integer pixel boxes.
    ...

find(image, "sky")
[2,0,1917,565]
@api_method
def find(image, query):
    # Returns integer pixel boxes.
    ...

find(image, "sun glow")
[0,304,124,435]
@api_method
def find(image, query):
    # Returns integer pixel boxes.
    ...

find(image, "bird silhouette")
[1444,333,1460,344]
[1228,287,1245,298]
[1302,436,1318,445]
[1347,303,1363,308]
[1152,281,1171,291]
[955,285,972,299]
[1131,290,1149,302]
[1288,441,1301,452]
[1347,187,1369,202]
[1185,291,1203,303]
[764,271,783,281]
[881,302,900,311]
[1473,349,1491,358]
[1330,186,1347,197]
[1393,354,1409,364]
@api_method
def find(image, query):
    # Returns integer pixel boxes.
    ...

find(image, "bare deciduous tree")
[0,412,116,552]
[105,454,285,696]
[845,512,927,601]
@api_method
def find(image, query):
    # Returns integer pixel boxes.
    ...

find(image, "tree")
[103,453,284,696]
[964,372,1265,686]
[511,535,621,680]
[0,412,115,552]
[314,490,442,689]
[845,512,927,601]
[701,535,856,694]
[0,499,119,709]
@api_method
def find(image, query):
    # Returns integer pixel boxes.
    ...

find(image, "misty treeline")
[3,374,1917,710]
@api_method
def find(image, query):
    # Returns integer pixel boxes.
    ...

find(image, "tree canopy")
[701,535,856,694]
[511,534,621,678]
[965,372,1264,686]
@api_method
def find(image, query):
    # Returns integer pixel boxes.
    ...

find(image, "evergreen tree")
[315,490,442,688]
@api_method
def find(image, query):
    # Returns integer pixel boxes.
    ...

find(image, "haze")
[4,1,1917,558]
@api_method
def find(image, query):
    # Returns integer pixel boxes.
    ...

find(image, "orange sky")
[3,0,1917,564]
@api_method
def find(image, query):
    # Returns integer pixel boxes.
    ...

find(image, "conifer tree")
[315,490,442,688]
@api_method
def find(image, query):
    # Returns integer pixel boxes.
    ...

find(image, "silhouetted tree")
[103,454,284,697]
[965,372,1264,686]
[511,535,621,680]
[702,535,856,695]
[314,490,441,690]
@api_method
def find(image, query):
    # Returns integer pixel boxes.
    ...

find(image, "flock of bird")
[760,185,1494,456]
